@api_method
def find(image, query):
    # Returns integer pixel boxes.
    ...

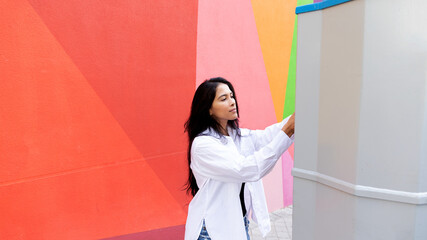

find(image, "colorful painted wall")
[1,0,308,239]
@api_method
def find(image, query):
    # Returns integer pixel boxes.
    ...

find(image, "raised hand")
[282,112,295,137]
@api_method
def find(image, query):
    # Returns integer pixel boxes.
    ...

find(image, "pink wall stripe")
[196,0,284,211]
[282,150,294,207]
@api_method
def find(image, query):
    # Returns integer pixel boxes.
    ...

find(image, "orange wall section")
[251,0,298,122]
[1,0,197,239]
[0,0,141,184]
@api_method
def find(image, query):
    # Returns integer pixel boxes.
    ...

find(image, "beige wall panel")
[357,0,427,192]
[317,0,365,184]
[295,10,322,172]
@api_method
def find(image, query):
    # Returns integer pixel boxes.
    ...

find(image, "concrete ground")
[248,205,293,240]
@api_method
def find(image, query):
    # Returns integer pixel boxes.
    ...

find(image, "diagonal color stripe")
[283,16,298,119]
[102,224,185,240]
[282,150,294,206]
[196,0,283,211]
[283,0,313,119]
[251,0,298,122]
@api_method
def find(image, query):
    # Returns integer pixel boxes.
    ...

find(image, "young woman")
[184,77,295,240]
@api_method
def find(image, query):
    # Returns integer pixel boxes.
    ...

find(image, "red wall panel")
[1,0,197,238]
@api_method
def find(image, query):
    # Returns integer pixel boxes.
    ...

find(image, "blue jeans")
[198,216,250,240]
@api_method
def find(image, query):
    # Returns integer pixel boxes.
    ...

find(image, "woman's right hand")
[282,112,295,137]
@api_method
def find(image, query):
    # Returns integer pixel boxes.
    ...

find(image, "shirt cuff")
[270,130,294,158]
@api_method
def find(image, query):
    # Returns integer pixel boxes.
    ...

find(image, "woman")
[184,77,295,240]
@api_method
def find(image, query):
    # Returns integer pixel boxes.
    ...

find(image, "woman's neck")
[219,122,229,136]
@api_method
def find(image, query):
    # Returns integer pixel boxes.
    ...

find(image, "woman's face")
[209,83,238,126]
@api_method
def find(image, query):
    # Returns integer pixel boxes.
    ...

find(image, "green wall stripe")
[283,0,313,119]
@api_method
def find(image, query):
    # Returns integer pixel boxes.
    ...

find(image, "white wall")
[293,0,427,239]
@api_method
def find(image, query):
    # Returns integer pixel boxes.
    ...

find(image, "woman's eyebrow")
[217,92,232,99]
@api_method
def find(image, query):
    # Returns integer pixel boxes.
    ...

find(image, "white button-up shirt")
[184,116,294,240]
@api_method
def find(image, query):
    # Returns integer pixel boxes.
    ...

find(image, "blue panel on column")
[296,0,352,14]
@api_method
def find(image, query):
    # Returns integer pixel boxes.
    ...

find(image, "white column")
[293,0,427,239]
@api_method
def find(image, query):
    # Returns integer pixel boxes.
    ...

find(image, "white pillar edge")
[292,168,427,205]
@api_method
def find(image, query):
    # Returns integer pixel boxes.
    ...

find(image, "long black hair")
[184,77,240,196]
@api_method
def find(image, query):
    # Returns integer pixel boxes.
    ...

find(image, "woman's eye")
[221,98,226,101]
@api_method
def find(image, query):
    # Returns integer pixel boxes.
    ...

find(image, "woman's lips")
[230,108,236,112]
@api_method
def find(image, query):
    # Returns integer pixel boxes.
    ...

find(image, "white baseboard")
[292,168,427,205]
